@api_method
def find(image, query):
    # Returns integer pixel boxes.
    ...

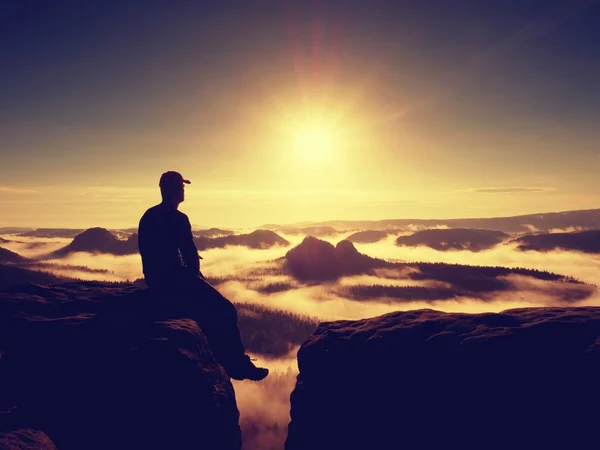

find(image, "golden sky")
[2,1,600,228]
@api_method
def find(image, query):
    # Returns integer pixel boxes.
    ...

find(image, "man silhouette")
[138,171,269,381]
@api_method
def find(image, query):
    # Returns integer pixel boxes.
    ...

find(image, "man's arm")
[179,214,201,276]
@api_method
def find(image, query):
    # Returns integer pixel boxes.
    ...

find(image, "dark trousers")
[147,275,247,370]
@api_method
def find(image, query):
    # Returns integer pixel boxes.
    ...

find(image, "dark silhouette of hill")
[194,229,289,251]
[410,261,570,288]
[278,208,600,234]
[0,265,75,292]
[396,228,509,251]
[408,262,591,301]
[18,228,85,239]
[48,228,138,257]
[194,228,235,238]
[286,307,600,450]
[345,230,390,243]
[336,262,592,304]
[0,247,28,264]
[0,282,242,450]
[512,229,600,253]
[283,237,389,281]
[207,263,592,304]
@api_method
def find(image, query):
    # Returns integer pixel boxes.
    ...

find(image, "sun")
[292,125,335,163]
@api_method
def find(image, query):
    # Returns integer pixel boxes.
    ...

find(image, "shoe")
[227,355,269,381]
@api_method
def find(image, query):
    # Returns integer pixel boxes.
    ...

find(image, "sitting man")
[137,170,269,381]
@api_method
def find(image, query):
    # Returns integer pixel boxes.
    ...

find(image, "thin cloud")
[466,187,556,194]
[0,186,41,194]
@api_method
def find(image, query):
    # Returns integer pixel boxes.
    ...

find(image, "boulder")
[286,307,600,450]
[0,282,241,450]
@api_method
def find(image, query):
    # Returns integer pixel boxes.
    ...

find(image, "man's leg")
[180,276,268,381]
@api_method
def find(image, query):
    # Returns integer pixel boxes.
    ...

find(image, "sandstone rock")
[0,282,241,450]
[286,307,600,450]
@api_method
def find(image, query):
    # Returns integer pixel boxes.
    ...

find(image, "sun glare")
[292,125,335,163]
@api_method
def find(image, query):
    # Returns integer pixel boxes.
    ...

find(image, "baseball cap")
[159,171,191,188]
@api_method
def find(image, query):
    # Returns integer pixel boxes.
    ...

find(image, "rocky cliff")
[0,282,241,450]
[286,308,600,450]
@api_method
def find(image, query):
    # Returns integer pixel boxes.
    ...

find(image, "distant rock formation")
[0,237,10,244]
[0,283,242,450]
[286,307,600,450]
[194,229,289,251]
[49,228,138,257]
[0,247,28,264]
[345,230,389,243]
[284,237,388,281]
[396,228,508,251]
[513,229,600,253]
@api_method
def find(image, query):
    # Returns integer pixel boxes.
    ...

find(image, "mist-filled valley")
[3,209,600,449]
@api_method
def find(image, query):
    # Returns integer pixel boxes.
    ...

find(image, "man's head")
[159,171,190,206]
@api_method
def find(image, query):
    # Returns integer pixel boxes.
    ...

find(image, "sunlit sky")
[2,0,600,229]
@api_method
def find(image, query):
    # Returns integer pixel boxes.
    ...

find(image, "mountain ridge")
[259,208,600,233]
